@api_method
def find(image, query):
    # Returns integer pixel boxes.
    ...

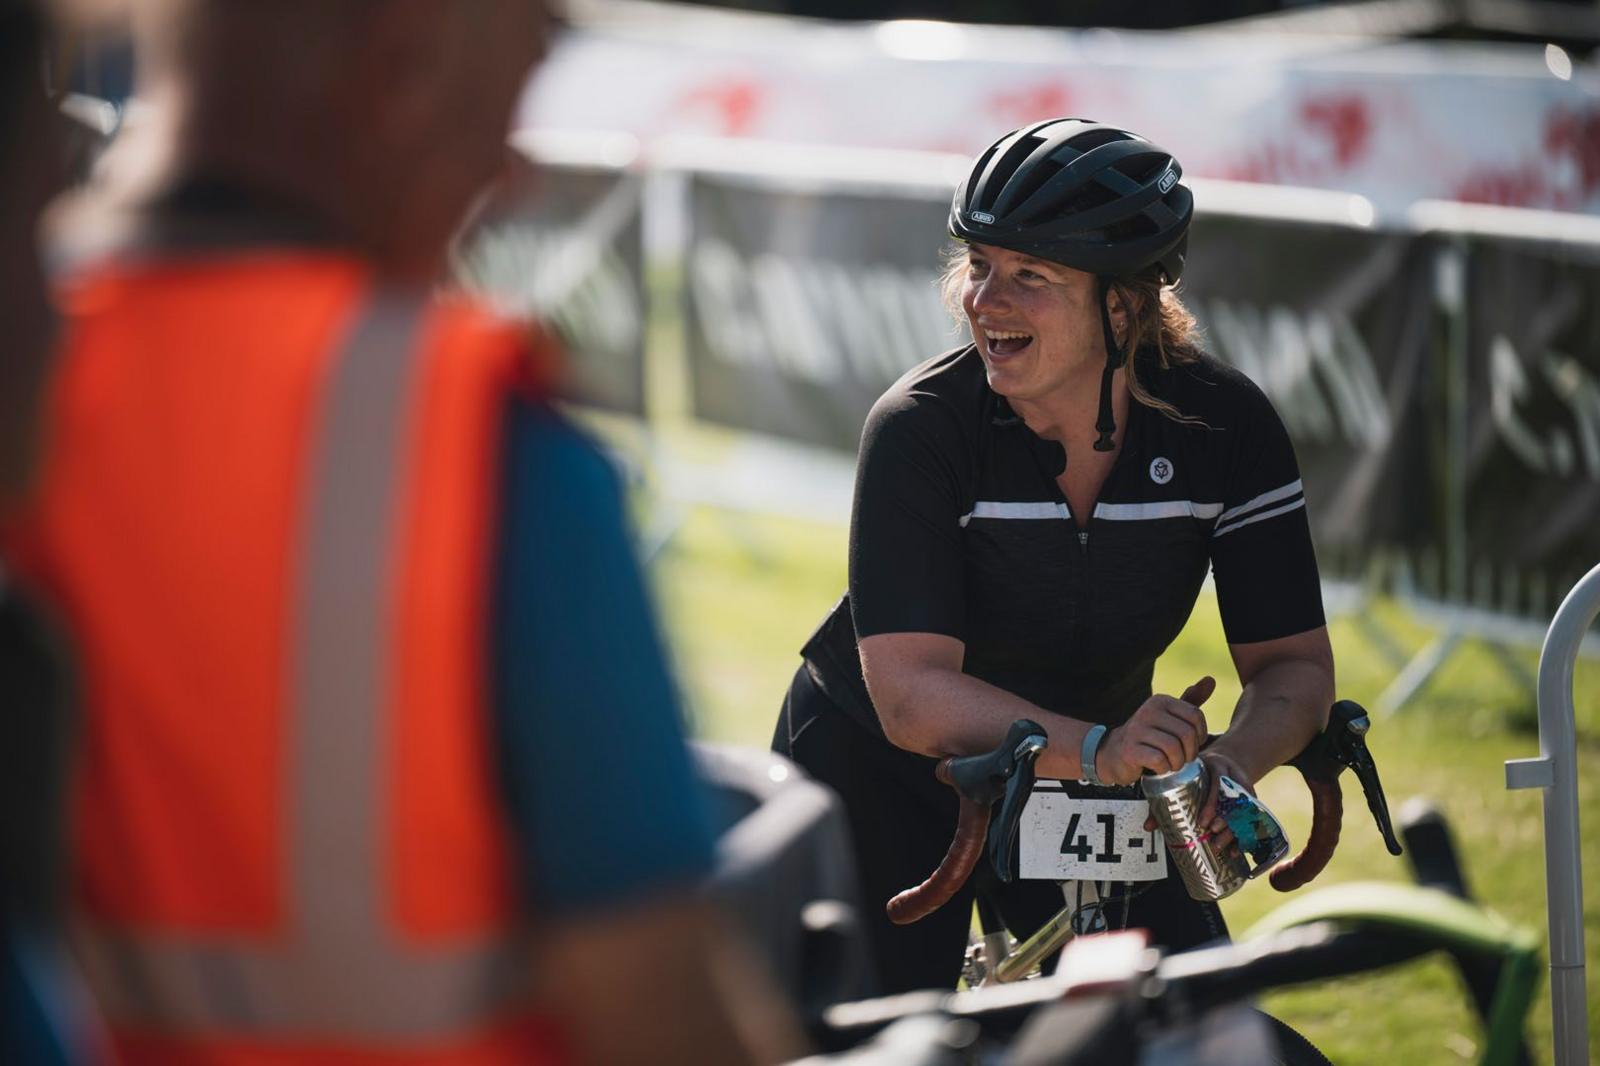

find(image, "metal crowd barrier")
[1505,562,1600,1066]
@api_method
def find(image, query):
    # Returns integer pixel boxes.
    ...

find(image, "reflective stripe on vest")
[72,289,522,1041]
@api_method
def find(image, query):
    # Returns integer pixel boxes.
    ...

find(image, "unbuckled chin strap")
[1093,276,1124,452]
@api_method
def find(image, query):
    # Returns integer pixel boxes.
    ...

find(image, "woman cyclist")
[773,118,1336,995]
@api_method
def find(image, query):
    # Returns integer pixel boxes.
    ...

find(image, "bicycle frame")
[965,880,1106,986]
[964,893,1074,986]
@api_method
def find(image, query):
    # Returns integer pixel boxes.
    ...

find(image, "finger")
[1157,708,1203,763]
[1178,676,1216,708]
[1153,697,1207,742]
[1206,798,1227,835]
[1134,726,1186,771]
[1144,815,1157,832]
[1131,739,1182,775]
[1151,707,1207,764]
[1197,780,1219,827]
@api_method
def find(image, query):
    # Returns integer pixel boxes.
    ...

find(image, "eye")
[967,259,990,278]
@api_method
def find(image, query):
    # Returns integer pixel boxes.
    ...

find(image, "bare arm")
[1198,626,1335,826]
[860,631,1211,783]
[1210,626,1334,780]
[535,894,807,1066]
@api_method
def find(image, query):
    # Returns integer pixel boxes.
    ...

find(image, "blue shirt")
[492,401,716,914]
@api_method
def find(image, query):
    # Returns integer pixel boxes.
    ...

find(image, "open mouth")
[984,329,1033,356]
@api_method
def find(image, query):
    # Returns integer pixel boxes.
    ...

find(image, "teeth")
[985,330,1031,341]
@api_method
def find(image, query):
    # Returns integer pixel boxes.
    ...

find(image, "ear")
[1107,281,1145,344]
[1105,285,1133,341]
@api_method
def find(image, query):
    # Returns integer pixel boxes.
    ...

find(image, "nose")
[967,272,1009,317]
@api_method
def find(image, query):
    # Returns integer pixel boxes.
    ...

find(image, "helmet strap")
[1093,276,1124,452]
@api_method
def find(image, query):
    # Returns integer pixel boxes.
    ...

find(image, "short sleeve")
[848,387,970,640]
[1209,379,1326,645]
[492,400,716,915]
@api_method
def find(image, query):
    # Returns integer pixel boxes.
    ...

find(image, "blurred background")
[60,0,1600,1061]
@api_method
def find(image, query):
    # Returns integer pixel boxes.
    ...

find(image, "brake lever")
[888,719,1048,925]
[1291,700,1402,856]
[989,731,1046,884]
[1347,731,1403,857]
[947,718,1045,808]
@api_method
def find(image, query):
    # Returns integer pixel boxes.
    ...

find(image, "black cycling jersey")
[801,343,1325,737]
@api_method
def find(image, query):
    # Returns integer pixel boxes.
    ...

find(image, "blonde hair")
[939,244,1203,424]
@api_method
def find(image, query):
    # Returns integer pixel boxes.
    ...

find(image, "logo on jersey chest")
[1149,457,1174,485]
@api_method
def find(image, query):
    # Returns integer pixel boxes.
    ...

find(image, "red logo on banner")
[987,82,1076,127]
[667,79,767,136]
[1454,105,1600,210]
[1300,95,1372,169]
[1223,93,1374,185]
[1546,105,1600,197]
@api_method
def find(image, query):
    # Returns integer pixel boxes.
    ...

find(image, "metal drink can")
[1140,760,1250,901]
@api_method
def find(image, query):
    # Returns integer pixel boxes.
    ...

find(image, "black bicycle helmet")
[950,118,1192,284]
[950,119,1194,450]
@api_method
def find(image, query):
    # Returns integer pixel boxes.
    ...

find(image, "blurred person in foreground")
[2,2,100,1062]
[1,1,800,1062]
[775,119,1334,994]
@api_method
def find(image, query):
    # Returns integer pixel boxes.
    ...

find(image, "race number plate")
[1019,782,1168,882]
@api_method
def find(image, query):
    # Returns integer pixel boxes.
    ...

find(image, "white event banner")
[520,15,1600,216]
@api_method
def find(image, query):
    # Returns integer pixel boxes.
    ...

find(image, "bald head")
[123,0,554,281]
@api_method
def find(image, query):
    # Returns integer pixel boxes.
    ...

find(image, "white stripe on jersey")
[958,501,1073,527]
[959,499,1231,526]
[1094,500,1224,522]
[1217,479,1303,525]
[1213,497,1306,538]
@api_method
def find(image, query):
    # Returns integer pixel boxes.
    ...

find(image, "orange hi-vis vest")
[7,252,567,1065]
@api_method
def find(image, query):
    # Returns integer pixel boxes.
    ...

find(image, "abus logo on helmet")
[1158,167,1178,194]
[970,211,996,224]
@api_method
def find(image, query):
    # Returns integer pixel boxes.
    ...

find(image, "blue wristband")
[1080,723,1108,787]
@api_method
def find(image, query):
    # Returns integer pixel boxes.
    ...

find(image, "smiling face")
[960,242,1110,408]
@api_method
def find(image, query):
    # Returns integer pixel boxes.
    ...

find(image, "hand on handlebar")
[892,697,1402,927]
[1196,748,1255,849]
[1097,676,1215,785]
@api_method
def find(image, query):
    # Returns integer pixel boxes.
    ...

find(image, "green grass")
[646,502,1600,1065]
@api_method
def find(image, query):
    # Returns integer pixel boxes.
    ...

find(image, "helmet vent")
[1056,127,1124,154]
[1002,159,1065,220]
[978,132,1049,213]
